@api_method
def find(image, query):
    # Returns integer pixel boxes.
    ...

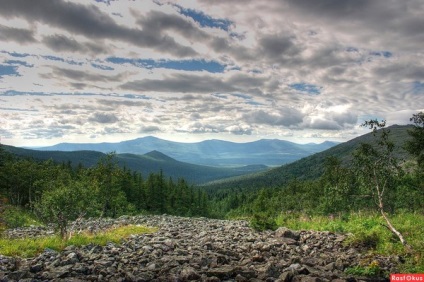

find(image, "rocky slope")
[0,215,399,281]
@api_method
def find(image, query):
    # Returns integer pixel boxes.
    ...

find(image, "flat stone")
[205,266,235,279]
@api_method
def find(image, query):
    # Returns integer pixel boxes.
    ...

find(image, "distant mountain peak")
[30,135,340,167]
[144,150,176,162]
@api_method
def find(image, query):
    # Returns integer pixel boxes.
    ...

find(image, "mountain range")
[33,137,338,167]
[201,124,413,192]
[3,145,269,185]
[3,125,412,186]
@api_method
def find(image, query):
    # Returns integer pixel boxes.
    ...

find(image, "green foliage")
[345,260,384,277]
[250,189,278,230]
[405,112,424,170]
[275,211,424,273]
[250,212,277,231]
[202,125,412,193]
[0,225,156,258]
[2,206,40,229]
[0,145,211,237]
[34,179,99,239]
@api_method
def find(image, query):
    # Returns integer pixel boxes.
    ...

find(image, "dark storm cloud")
[0,0,197,57]
[138,9,254,62]
[121,72,267,95]
[259,33,300,61]
[210,37,255,62]
[332,111,357,127]
[283,0,424,50]
[42,35,81,52]
[46,66,127,83]
[243,108,304,127]
[42,34,109,55]
[0,25,36,43]
[137,10,210,41]
[307,119,342,130]
[284,0,371,19]
[372,63,424,81]
[121,73,237,93]
[227,74,267,90]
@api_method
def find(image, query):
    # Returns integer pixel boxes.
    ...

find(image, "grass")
[0,224,157,258]
[275,211,424,273]
[1,205,41,229]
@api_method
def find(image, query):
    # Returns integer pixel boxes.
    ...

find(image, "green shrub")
[345,260,384,277]
[346,231,380,250]
[3,207,39,229]
[250,212,277,231]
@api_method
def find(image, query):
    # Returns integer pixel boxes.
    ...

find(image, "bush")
[346,231,380,250]
[345,260,384,277]
[2,206,39,229]
[250,212,277,231]
[34,180,99,239]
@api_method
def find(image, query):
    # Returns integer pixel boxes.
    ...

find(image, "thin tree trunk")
[379,208,408,246]
[376,183,412,250]
[374,169,411,250]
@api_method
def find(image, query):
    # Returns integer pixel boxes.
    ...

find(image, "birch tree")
[353,120,410,248]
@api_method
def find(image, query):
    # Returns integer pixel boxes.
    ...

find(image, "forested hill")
[2,146,268,184]
[201,124,413,192]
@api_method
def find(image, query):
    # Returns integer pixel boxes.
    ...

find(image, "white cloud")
[0,0,423,146]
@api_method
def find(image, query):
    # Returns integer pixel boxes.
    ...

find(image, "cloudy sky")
[0,0,423,147]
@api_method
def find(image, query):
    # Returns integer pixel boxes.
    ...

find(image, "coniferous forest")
[0,113,423,258]
[0,150,208,237]
[0,114,423,223]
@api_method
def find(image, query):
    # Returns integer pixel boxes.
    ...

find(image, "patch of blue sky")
[159,59,225,73]
[176,5,232,32]
[232,93,252,100]
[0,65,19,77]
[229,32,245,40]
[369,51,393,58]
[67,60,83,66]
[246,100,264,106]
[5,60,33,67]
[0,107,38,112]
[122,93,151,100]
[42,55,82,66]
[107,57,226,73]
[212,93,228,99]
[1,90,48,96]
[249,69,263,74]
[289,83,321,95]
[232,93,263,106]
[42,55,65,62]
[91,63,114,71]
[94,0,114,5]
[1,51,30,57]
[412,81,424,95]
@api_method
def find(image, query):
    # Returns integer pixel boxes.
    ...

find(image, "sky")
[0,0,423,147]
